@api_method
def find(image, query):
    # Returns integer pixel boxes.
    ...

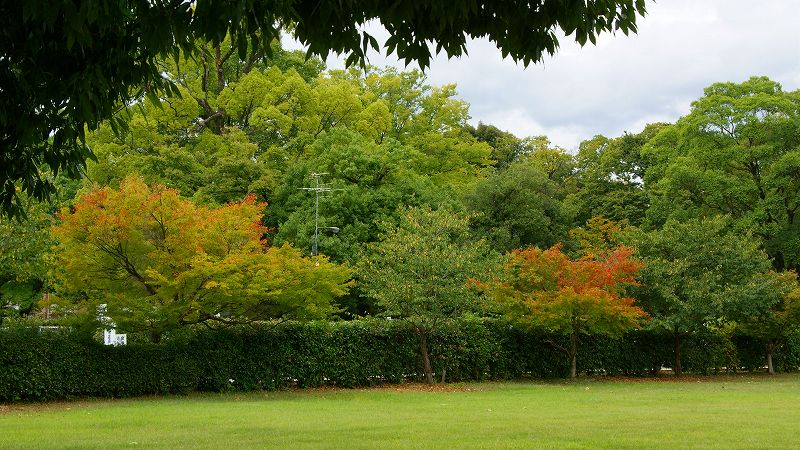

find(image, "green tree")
[52,176,351,342]
[85,63,498,320]
[0,203,54,321]
[0,177,78,322]
[1,0,648,217]
[567,216,629,259]
[730,271,800,374]
[643,77,800,270]
[467,142,577,253]
[466,160,573,252]
[627,216,774,375]
[523,139,577,186]
[88,121,274,206]
[268,129,446,264]
[358,206,496,383]
[570,124,666,226]
[84,42,324,205]
[86,60,488,209]
[466,122,530,168]
[252,68,493,256]
[353,69,495,188]
[396,83,494,189]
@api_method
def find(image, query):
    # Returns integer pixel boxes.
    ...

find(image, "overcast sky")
[290,0,800,151]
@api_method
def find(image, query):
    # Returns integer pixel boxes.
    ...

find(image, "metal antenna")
[299,172,341,256]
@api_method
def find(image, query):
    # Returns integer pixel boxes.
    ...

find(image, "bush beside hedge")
[1,320,798,402]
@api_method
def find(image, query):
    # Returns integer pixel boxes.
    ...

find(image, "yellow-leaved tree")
[52,176,351,342]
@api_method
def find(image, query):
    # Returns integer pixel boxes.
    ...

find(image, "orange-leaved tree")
[52,176,351,342]
[480,245,647,378]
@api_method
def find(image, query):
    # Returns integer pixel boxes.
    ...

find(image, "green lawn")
[2,375,799,449]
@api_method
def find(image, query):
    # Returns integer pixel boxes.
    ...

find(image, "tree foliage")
[0,203,54,321]
[84,41,327,206]
[86,62,490,205]
[358,206,496,383]
[268,129,448,264]
[643,77,800,270]
[7,51,800,383]
[466,158,574,253]
[51,176,351,341]
[0,177,79,321]
[570,124,665,226]
[466,122,534,168]
[731,271,800,373]
[627,216,774,375]
[480,245,646,378]
[1,0,649,217]
[568,216,629,259]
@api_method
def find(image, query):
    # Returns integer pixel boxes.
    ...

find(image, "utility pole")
[299,172,340,256]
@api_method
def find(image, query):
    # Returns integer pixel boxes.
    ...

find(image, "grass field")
[1,374,799,449]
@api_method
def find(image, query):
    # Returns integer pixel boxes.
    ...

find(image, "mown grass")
[1,374,799,449]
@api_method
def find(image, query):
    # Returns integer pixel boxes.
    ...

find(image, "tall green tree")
[0,177,79,322]
[627,216,774,375]
[466,122,530,168]
[86,61,489,207]
[358,70,494,188]
[567,216,629,259]
[358,206,496,383]
[268,129,448,264]
[643,77,800,270]
[85,42,325,205]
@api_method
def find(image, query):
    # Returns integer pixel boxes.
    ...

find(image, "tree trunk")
[767,341,776,375]
[674,332,683,377]
[767,351,774,375]
[569,330,578,379]
[149,329,162,344]
[215,46,226,92]
[415,326,434,384]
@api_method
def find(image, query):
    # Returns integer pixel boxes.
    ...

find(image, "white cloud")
[287,0,800,150]
[475,107,588,151]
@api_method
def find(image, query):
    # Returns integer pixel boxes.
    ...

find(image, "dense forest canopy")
[1,37,798,378]
[0,0,649,218]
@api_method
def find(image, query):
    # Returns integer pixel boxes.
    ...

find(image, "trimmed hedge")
[1,320,798,402]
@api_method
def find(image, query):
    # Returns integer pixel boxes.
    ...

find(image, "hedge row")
[1,320,798,402]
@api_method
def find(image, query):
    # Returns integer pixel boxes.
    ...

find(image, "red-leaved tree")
[480,245,648,378]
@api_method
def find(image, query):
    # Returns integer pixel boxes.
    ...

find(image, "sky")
[288,0,800,151]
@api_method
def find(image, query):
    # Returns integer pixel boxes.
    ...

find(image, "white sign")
[103,328,127,346]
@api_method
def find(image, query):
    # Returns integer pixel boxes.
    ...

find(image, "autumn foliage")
[51,176,351,342]
[480,245,648,377]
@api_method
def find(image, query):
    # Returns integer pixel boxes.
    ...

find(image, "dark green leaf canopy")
[0,0,648,217]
